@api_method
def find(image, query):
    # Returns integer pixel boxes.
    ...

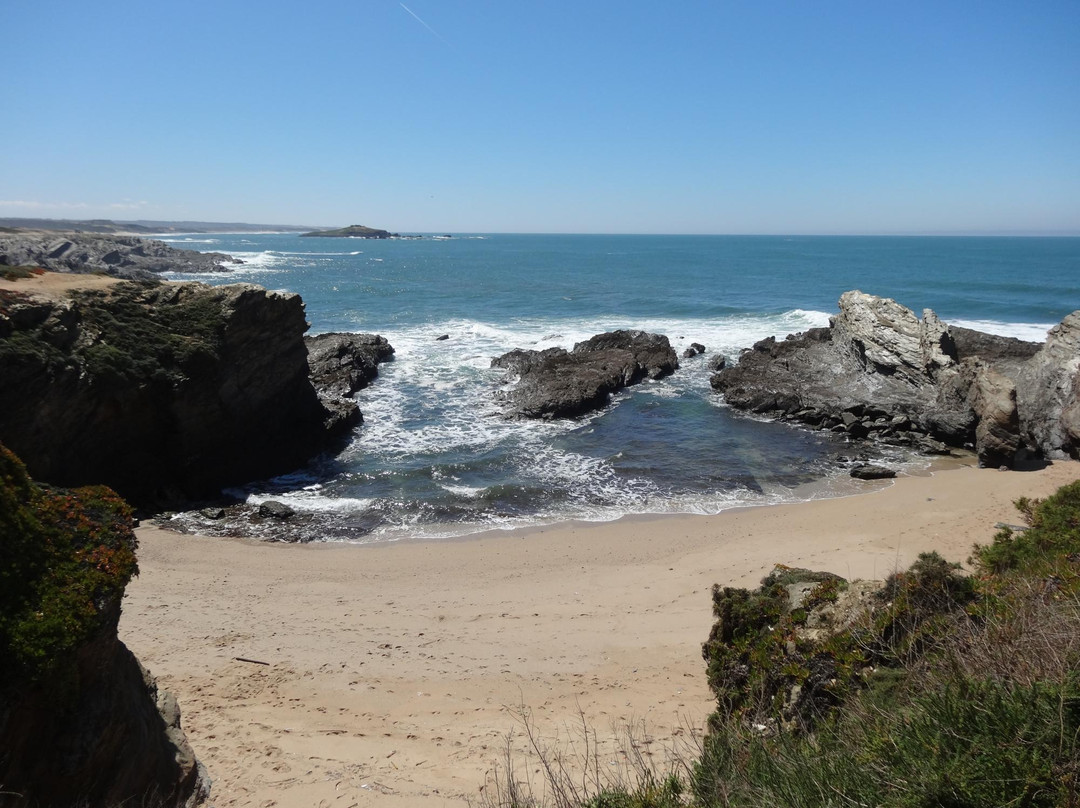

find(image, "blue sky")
[3,1,1078,234]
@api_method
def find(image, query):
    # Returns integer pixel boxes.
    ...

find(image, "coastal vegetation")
[482,480,1080,807]
[0,444,137,684]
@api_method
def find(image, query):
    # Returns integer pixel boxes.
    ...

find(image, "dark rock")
[493,329,679,419]
[199,507,226,520]
[0,280,353,507]
[259,500,295,519]
[0,229,242,279]
[436,334,449,341]
[691,342,706,353]
[709,354,727,372]
[850,463,897,480]
[0,446,208,807]
[305,332,393,432]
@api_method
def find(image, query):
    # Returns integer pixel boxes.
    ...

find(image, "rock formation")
[711,290,1070,467]
[0,230,242,280]
[492,330,679,419]
[1015,312,1080,459]
[0,445,208,807]
[0,278,358,506]
[306,332,395,431]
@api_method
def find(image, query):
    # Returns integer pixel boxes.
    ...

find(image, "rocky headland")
[0,444,208,807]
[0,275,391,507]
[711,290,1079,467]
[0,229,242,280]
[492,329,679,419]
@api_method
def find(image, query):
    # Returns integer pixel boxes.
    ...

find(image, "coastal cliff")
[0,276,359,506]
[0,445,207,807]
[0,230,241,280]
[712,290,1076,467]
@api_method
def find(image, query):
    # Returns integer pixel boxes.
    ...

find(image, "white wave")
[270,250,363,257]
[157,238,220,244]
[245,490,374,513]
[439,482,487,498]
[949,318,1053,342]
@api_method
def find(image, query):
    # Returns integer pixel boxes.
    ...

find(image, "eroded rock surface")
[492,329,678,419]
[711,290,1066,467]
[0,230,241,280]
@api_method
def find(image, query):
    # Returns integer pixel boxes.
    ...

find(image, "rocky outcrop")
[1015,312,1080,459]
[711,290,1063,467]
[0,278,354,506]
[0,230,242,280]
[492,330,679,419]
[305,332,395,433]
[0,445,208,807]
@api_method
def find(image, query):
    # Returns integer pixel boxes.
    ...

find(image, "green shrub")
[973,481,1080,575]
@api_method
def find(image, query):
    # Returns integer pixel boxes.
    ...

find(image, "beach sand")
[120,459,1079,808]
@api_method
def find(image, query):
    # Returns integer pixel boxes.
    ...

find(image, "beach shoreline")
[119,459,1079,807]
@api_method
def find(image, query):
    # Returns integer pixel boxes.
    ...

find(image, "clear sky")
[3,1,1078,234]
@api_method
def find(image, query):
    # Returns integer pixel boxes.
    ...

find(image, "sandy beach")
[119,459,1079,808]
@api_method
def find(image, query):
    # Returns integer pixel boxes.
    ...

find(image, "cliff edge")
[0,274,358,506]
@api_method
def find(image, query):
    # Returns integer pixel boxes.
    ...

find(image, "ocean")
[160,234,1079,542]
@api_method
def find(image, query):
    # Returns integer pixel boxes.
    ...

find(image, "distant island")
[0,217,320,234]
[300,224,394,239]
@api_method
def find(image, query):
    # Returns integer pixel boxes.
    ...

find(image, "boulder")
[965,361,1021,467]
[305,332,394,432]
[1015,311,1080,459]
[850,463,897,480]
[493,329,679,419]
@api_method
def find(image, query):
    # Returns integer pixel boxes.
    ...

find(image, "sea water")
[160,234,1079,541]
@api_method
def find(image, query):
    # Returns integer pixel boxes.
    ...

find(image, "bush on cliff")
[0,443,137,684]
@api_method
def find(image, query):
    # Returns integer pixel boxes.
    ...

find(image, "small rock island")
[300,224,393,239]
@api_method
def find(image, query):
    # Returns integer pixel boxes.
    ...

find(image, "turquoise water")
[162,234,1079,540]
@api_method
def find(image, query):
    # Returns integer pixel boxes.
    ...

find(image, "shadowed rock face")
[0,280,353,506]
[492,329,679,419]
[0,445,208,807]
[0,230,241,280]
[711,290,1068,467]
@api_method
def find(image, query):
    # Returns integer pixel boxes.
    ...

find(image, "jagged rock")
[199,507,226,520]
[710,291,1055,463]
[493,329,679,419]
[436,334,449,341]
[850,463,897,480]
[1015,311,1080,459]
[0,278,353,506]
[305,332,394,432]
[682,342,707,358]
[0,229,241,279]
[306,332,394,398]
[709,353,727,372]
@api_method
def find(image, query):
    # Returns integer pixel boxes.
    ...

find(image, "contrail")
[400,3,451,46]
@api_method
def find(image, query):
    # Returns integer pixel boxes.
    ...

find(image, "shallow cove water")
[161,233,1079,541]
